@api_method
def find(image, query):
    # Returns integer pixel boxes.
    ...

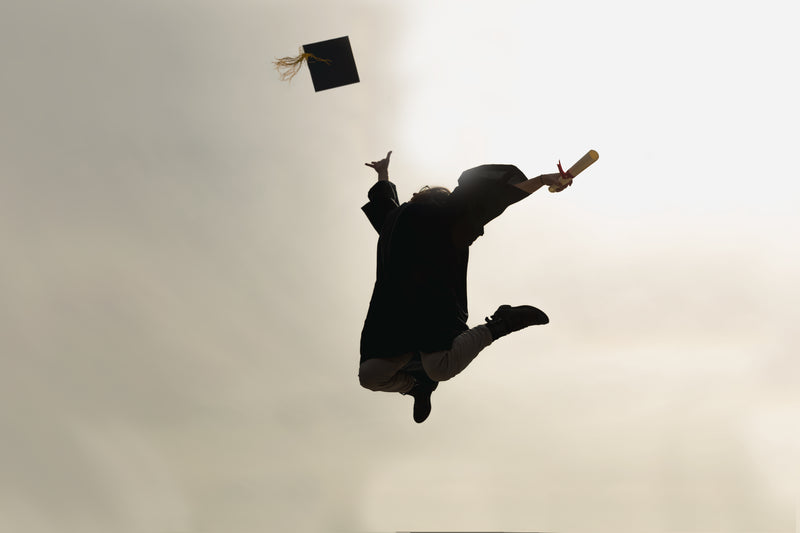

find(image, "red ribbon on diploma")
[552,160,574,191]
[557,160,574,181]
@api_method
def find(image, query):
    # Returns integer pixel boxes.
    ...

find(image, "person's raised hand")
[365,151,392,180]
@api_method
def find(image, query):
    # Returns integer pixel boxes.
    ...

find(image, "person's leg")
[359,352,438,423]
[358,352,416,393]
[421,305,550,382]
[420,325,494,382]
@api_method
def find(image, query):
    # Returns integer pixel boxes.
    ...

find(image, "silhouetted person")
[359,151,569,423]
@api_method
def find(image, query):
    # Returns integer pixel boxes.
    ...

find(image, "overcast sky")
[1,1,799,532]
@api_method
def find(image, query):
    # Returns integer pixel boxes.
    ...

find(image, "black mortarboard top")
[303,36,359,91]
[274,36,359,92]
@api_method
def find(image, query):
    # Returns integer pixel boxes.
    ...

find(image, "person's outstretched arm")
[362,151,399,233]
[447,165,570,247]
[513,172,568,194]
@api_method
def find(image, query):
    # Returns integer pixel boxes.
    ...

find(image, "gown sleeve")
[361,180,400,233]
[447,164,532,247]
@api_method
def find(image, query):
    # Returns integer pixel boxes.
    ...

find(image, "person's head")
[409,185,451,206]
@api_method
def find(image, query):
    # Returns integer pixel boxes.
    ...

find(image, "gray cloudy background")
[1,1,799,532]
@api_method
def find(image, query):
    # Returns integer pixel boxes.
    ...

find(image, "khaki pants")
[358,325,493,393]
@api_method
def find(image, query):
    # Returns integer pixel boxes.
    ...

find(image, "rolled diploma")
[550,149,599,191]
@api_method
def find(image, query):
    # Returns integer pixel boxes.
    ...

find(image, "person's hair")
[409,185,451,205]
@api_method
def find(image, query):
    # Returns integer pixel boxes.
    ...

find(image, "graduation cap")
[273,36,360,92]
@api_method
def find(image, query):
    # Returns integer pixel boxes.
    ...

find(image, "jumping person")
[358,151,570,423]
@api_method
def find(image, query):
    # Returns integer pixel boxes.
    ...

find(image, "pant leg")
[358,352,416,393]
[420,325,493,382]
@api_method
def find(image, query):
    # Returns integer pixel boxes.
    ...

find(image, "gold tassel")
[273,48,332,81]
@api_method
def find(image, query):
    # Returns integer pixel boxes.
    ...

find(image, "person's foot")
[485,304,549,340]
[403,366,439,424]
[404,375,438,423]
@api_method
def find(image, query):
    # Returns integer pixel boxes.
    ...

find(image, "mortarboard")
[273,36,360,92]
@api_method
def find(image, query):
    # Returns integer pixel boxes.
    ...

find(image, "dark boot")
[402,371,438,424]
[485,304,549,340]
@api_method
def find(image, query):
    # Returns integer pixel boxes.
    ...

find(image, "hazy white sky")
[1,1,799,532]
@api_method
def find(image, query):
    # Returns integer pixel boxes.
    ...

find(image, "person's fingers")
[366,152,391,171]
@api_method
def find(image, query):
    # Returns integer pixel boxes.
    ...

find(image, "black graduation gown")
[359,164,531,363]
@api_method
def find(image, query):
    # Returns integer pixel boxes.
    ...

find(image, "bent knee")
[358,367,375,390]
[358,370,380,391]
[358,361,385,391]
